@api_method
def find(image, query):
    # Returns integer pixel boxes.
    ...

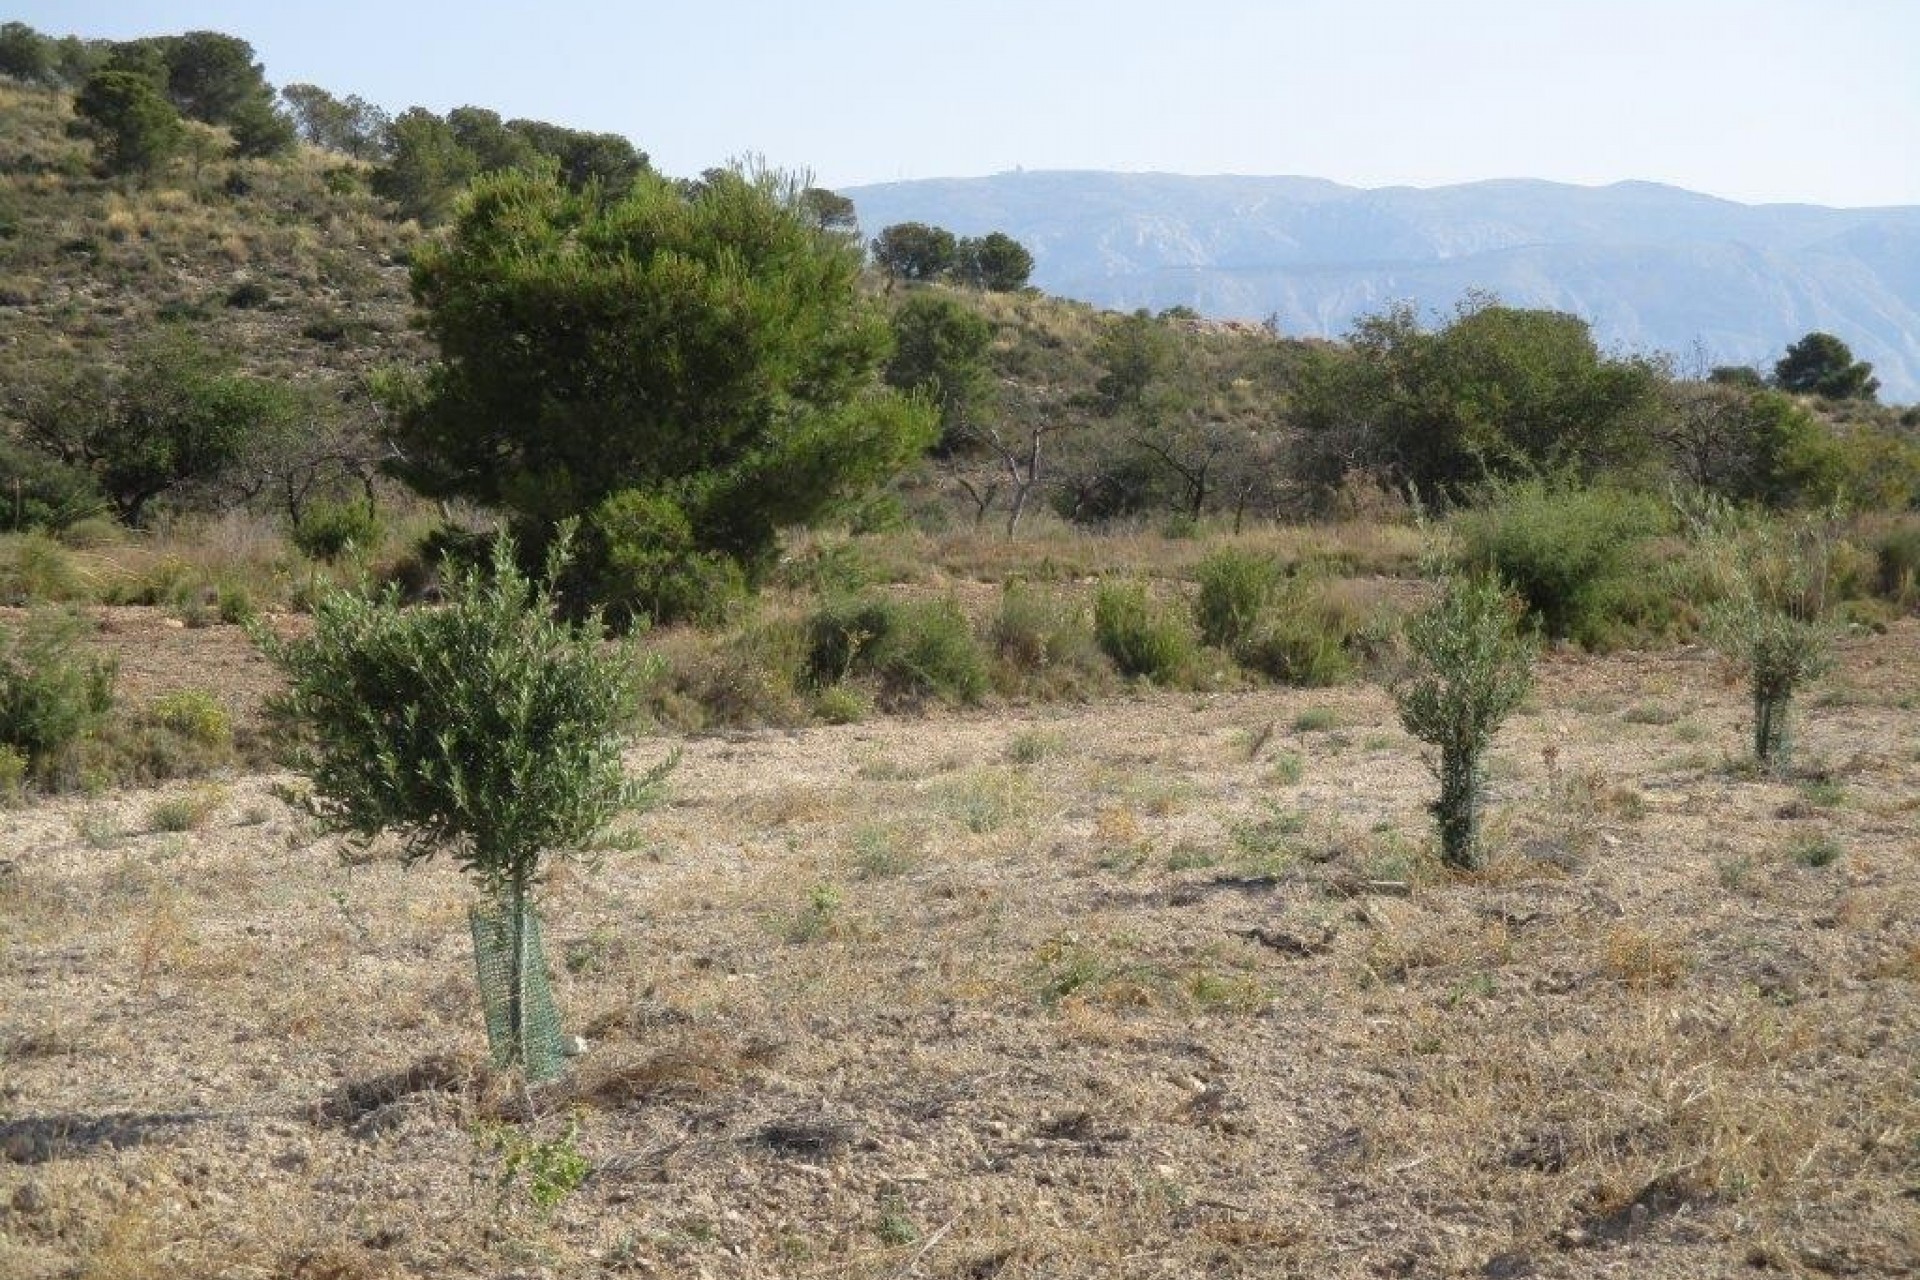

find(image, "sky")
[15,0,1920,206]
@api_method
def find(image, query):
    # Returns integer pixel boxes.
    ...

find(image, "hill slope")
[843,172,1920,401]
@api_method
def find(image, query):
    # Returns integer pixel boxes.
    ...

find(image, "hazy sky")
[16,0,1920,205]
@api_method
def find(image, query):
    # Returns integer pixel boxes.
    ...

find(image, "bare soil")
[2,613,1915,1279]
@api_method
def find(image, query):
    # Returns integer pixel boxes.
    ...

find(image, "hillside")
[0,81,421,388]
[842,172,1920,402]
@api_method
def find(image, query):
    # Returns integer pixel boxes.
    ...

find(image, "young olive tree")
[1696,509,1834,770]
[1393,571,1535,869]
[262,534,671,1078]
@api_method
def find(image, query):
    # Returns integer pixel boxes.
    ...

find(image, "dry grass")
[0,614,1915,1279]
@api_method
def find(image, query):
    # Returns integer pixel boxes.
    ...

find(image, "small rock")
[562,1035,589,1058]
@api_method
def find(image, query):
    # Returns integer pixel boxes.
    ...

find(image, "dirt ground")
[1,611,1915,1279]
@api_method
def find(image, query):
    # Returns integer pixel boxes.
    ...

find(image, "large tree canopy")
[391,168,935,623]
[1293,298,1664,502]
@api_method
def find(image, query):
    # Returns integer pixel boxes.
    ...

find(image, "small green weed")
[1789,836,1842,868]
[1291,706,1338,732]
[147,785,225,833]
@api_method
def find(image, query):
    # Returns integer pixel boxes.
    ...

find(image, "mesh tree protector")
[468,888,565,1081]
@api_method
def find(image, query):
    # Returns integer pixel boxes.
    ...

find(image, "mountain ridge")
[842,172,1920,400]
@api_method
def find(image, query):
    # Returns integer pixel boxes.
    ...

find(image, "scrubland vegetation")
[1,20,1916,1280]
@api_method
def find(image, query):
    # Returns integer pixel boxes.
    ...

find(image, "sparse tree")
[372,107,475,224]
[70,69,185,179]
[885,292,994,450]
[1773,331,1878,402]
[799,186,858,236]
[8,332,299,525]
[872,221,957,282]
[0,21,54,85]
[956,231,1034,291]
[391,168,935,624]
[505,119,647,198]
[282,83,390,159]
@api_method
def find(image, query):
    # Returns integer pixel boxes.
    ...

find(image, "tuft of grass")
[849,824,918,879]
[1005,728,1064,764]
[1788,835,1842,868]
[1291,706,1338,733]
[147,785,226,833]
[936,767,1030,834]
[1265,750,1304,785]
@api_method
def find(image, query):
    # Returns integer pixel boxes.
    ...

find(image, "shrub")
[0,531,94,604]
[1392,572,1535,869]
[0,439,106,533]
[292,498,383,563]
[574,489,748,629]
[652,615,811,730]
[1194,547,1278,650]
[148,786,224,833]
[1234,576,1356,686]
[805,597,898,687]
[1238,607,1352,687]
[806,594,987,708]
[1094,581,1194,684]
[0,745,26,803]
[147,689,231,747]
[1456,481,1671,647]
[0,610,116,782]
[1697,511,1835,770]
[261,533,673,1077]
[990,581,1110,698]
[1875,520,1920,607]
[812,683,869,725]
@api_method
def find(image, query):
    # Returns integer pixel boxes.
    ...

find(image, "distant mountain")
[842,173,1920,402]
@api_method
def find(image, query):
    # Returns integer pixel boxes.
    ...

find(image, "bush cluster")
[1456,481,1673,648]
[805,595,988,708]
[0,610,116,786]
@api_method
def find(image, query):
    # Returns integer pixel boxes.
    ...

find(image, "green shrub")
[1392,572,1535,869]
[807,594,987,708]
[0,531,93,604]
[1874,521,1920,607]
[990,581,1111,697]
[805,597,899,687]
[0,439,106,533]
[216,580,256,626]
[0,745,26,804]
[1194,548,1278,649]
[1093,581,1194,684]
[292,498,384,563]
[147,786,224,833]
[575,489,747,629]
[0,610,116,782]
[812,683,870,725]
[57,517,125,550]
[1234,576,1356,686]
[147,690,231,748]
[1456,482,1672,647]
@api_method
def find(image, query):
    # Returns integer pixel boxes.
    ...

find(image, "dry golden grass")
[0,615,1915,1279]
